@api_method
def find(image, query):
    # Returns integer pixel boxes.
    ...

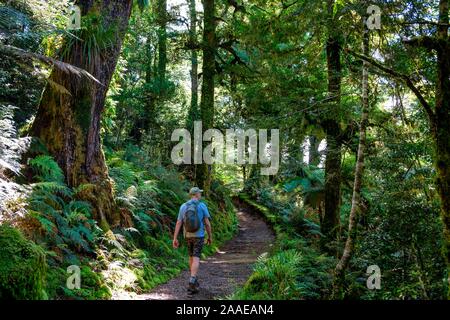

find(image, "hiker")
[173,187,212,294]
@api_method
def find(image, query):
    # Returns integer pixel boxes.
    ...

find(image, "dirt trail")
[137,199,274,300]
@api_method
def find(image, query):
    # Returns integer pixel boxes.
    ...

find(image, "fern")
[67,200,92,218]
[27,155,98,258]
[29,155,65,183]
[132,211,152,234]
[0,104,31,211]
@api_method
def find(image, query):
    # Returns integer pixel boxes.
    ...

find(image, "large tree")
[195,0,216,193]
[185,0,200,180]
[31,0,133,229]
[321,0,343,250]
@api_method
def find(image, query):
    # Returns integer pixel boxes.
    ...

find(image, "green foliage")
[28,155,99,258]
[64,266,111,300]
[0,225,47,299]
[233,195,334,300]
[0,1,73,125]
[0,104,30,176]
[235,246,334,300]
[237,250,303,299]
[135,0,150,11]
[61,12,117,68]
[341,103,446,299]
[2,0,448,302]
[29,155,65,182]
[44,265,111,300]
[0,104,30,212]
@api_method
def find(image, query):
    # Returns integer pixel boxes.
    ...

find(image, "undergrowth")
[230,193,335,300]
[0,142,237,299]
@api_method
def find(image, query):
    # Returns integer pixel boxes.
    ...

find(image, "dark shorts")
[186,237,204,258]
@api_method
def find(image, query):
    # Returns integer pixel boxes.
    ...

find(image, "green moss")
[74,95,92,134]
[62,266,111,300]
[45,267,66,299]
[0,225,47,300]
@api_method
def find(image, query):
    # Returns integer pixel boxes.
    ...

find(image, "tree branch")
[345,48,435,122]
[402,36,439,51]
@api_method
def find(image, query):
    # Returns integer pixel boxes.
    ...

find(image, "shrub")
[240,250,303,299]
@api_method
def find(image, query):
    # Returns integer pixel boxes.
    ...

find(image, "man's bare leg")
[191,257,200,277]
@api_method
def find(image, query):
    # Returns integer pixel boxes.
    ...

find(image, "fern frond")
[29,155,65,183]
[0,44,102,85]
[67,200,92,218]
[31,181,73,197]
[73,183,95,195]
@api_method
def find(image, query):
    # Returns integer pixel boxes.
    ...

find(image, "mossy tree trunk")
[195,0,215,194]
[31,0,133,229]
[321,0,342,252]
[157,0,167,93]
[333,20,370,297]
[434,0,450,296]
[185,0,199,180]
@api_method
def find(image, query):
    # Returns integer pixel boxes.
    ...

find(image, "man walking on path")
[173,187,212,294]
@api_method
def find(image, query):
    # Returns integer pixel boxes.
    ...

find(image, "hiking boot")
[187,277,199,294]
[187,282,199,294]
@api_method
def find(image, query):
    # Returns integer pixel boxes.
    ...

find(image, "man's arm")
[204,217,212,245]
[173,220,183,248]
[173,204,185,248]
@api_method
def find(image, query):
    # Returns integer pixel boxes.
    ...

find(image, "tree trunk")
[434,0,450,297]
[322,120,342,250]
[188,0,199,124]
[195,0,215,194]
[321,0,342,251]
[31,0,133,229]
[333,21,370,297]
[157,0,167,92]
[308,135,321,166]
[184,0,199,180]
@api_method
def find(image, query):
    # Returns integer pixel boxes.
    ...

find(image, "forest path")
[136,198,275,300]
